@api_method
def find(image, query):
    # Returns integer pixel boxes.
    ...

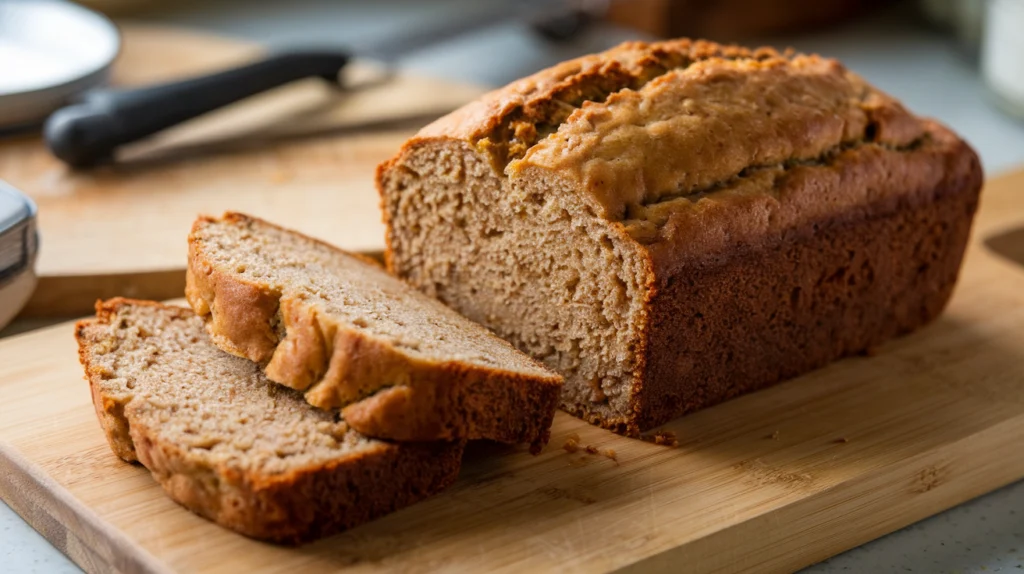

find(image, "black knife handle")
[44,50,350,169]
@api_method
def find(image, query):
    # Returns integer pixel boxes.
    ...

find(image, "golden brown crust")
[76,298,465,544]
[416,39,771,150]
[187,213,562,446]
[630,133,983,430]
[637,122,968,276]
[512,55,921,221]
[185,243,281,364]
[411,39,917,181]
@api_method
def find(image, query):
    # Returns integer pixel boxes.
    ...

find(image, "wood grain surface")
[1,167,1023,573]
[0,25,485,317]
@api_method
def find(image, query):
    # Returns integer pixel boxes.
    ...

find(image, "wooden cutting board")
[0,25,485,317]
[1,168,1023,573]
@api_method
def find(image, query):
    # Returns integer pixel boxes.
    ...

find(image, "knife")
[43,0,612,169]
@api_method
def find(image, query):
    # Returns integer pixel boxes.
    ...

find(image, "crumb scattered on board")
[833,437,849,444]
[563,433,580,454]
[562,434,619,463]
[765,430,780,440]
[640,430,679,447]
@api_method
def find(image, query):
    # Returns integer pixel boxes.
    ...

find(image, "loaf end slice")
[186,213,562,448]
[76,298,463,544]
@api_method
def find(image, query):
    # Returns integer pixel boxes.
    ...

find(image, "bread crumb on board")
[765,430,780,440]
[640,430,679,447]
[562,434,619,464]
[563,433,581,453]
[833,437,850,444]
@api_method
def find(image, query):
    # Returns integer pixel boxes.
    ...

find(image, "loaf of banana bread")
[377,39,983,435]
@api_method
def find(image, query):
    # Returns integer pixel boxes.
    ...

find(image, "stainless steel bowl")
[0,181,37,329]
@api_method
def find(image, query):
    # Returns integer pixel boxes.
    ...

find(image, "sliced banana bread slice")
[76,298,463,544]
[186,213,562,447]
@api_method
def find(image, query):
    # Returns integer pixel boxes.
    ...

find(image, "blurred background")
[66,0,1024,172]
[3,1,1024,573]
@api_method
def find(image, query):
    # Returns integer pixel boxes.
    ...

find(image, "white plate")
[0,0,120,129]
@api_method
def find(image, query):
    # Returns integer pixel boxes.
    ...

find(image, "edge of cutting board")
[0,443,168,574]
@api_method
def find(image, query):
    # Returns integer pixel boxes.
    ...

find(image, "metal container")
[0,182,38,330]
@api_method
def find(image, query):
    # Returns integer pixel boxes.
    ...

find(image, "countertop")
[4,1,1024,572]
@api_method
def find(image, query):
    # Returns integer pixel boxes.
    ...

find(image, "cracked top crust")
[408,39,945,240]
[510,54,922,220]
